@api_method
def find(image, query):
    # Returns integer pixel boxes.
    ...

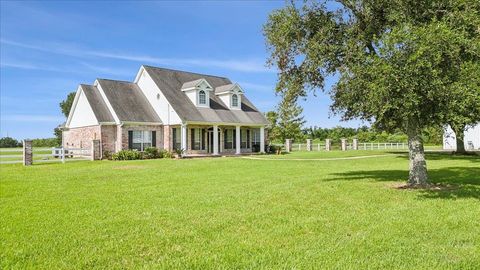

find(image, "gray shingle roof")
[214,84,236,94]
[79,84,115,123]
[181,79,207,90]
[143,66,268,125]
[97,79,161,123]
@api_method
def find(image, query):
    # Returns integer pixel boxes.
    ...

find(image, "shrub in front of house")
[103,150,113,160]
[144,147,160,159]
[112,149,142,160]
[159,149,174,159]
[267,145,283,155]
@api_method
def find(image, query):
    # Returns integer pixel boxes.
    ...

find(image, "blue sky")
[1,1,363,140]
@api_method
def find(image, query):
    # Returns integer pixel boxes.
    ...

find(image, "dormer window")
[199,90,207,105]
[231,94,239,107]
[215,83,243,110]
[181,78,212,108]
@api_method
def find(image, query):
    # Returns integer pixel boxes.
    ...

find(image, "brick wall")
[101,125,117,154]
[120,124,163,150]
[63,126,101,150]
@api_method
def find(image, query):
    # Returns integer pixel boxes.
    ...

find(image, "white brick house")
[63,66,268,156]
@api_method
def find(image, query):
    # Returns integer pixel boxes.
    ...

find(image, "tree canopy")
[264,0,480,186]
[267,93,306,143]
[60,92,76,118]
[55,91,76,146]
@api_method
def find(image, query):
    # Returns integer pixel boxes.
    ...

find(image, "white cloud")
[0,61,65,72]
[1,39,275,73]
[0,58,133,76]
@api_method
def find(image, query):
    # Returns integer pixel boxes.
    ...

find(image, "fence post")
[91,139,101,160]
[325,139,331,151]
[306,139,312,151]
[352,139,358,150]
[318,143,320,151]
[285,139,292,153]
[341,139,347,151]
[61,147,65,163]
[23,139,33,166]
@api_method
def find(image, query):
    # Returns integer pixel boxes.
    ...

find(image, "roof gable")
[96,79,161,123]
[143,65,268,125]
[215,83,244,95]
[181,78,213,91]
[66,85,115,128]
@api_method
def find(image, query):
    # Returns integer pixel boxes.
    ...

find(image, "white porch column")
[260,126,265,153]
[213,125,219,155]
[181,124,187,151]
[235,125,241,155]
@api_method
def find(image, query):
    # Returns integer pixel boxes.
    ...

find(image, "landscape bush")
[144,147,160,159]
[267,145,283,154]
[112,149,142,160]
[161,150,174,159]
[103,150,113,160]
[173,148,185,158]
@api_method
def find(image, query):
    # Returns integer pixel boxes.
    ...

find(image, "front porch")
[167,124,265,156]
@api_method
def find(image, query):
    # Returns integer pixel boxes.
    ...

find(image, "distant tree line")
[302,126,442,145]
[266,106,443,145]
[0,137,22,148]
[0,137,59,148]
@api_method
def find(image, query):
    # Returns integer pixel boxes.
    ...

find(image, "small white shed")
[443,123,480,150]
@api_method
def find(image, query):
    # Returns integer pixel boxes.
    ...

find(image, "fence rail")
[271,141,407,152]
[359,142,407,150]
[0,147,91,165]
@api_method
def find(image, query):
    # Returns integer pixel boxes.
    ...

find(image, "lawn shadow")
[388,151,480,163]
[329,166,480,200]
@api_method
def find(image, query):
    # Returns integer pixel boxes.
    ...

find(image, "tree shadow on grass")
[329,167,480,200]
[387,151,480,162]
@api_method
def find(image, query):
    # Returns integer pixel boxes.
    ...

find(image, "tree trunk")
[452,125,466,154]
[407,127,429,187]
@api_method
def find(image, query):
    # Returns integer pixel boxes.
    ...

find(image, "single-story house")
[63,65,268,157]
[443,123,480,150]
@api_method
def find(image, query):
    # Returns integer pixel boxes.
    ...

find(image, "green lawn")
[1,151,479,269]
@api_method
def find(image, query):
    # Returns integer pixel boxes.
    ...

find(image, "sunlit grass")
[1,151,479,269]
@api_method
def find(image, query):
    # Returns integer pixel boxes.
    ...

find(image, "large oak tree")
[264,0,480,186]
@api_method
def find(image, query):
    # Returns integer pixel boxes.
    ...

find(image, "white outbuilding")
[443,123,480,150]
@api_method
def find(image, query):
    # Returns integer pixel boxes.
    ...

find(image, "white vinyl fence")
[359,142,407,150]
[291,143,327,151]
[271,141,407,151]
[0,147,91,165]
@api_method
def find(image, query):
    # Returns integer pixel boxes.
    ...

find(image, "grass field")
[1,151,479,269]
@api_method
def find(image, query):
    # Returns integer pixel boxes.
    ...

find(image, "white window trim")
[132,130,153,151]
[196,89,210,108]
[231,94,239,108]
[198,90,207,105]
